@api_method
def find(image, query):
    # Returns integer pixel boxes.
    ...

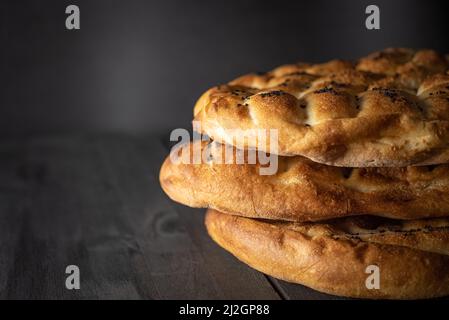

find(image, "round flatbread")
[205,209,449,299]
[194,48,449,167]
[160,141,449,221]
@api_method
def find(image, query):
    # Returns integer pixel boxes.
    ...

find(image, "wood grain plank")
[106,135,280,299]
[0,140,35,299]
[267,278,348,300]
[0,134,279,299]
[1,135,144,299]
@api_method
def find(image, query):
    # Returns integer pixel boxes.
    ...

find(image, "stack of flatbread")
[160,48,449,299]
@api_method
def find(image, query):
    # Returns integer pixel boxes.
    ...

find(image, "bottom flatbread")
[205,209,449,299]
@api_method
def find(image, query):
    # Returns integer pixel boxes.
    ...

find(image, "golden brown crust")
[205,209,449,299]
[160,141,449,221]
[194,48,449,167]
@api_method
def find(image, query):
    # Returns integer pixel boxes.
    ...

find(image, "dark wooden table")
[0,134,343,299]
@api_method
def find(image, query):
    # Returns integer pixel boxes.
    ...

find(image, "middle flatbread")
[160,141,449,221]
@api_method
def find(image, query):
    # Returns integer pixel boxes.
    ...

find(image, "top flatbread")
[194,48,449,167]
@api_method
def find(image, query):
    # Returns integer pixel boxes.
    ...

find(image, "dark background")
[1,0,448,137]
